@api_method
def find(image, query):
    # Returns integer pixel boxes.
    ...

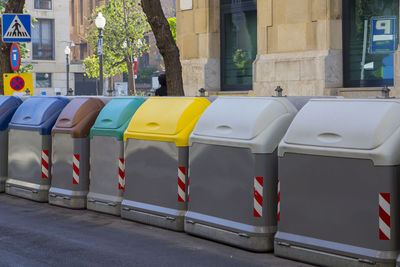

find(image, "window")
[71,0,75,26]
[139,36,150,67]
[220,0,257,91]
[80,0,84,25]
[32,19,54,60]
[34,0,52,10]
[343,0,399,87]
[80,43,87,60]
[36,73,52,88]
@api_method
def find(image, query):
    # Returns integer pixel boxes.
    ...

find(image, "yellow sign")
[3,73,33,96]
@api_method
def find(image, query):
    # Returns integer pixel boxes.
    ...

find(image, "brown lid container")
[52,98,105,138]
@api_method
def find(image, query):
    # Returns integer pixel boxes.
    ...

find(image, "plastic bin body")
[185,97,297,251]
[0,96,22,192]
[6,97,69,201]
[87,97,145,215]
[275,99,400,266]
[49,98,104,209]
[121,97,210,231]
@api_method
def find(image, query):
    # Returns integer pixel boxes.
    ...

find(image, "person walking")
[155,73,167,96]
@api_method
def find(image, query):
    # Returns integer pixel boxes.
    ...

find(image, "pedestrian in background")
[155,73,167,96]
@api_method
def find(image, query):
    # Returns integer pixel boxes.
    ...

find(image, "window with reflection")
[343,0,399,87]
[221,0,257,91]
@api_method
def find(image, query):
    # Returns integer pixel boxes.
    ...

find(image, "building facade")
[25,0,71,95]
[177,0,400,97]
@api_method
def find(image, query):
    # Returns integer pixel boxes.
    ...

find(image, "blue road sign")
[97,39,103,56]
[2,14,31,43]
[10,43,21,72]
[370,17,397,54]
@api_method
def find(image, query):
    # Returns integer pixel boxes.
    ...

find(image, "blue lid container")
[0,96,22,131]
[9,96,69,135]
[90,97,145,141]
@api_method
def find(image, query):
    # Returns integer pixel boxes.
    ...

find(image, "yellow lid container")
[124,97,211,146]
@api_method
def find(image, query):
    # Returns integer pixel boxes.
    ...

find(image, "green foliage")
[233,49,251,76]
[84,0,151,79]
[168,17,176,42]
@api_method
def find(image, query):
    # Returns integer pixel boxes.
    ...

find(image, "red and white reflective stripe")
[118,158,125,191]
[41,150,49,179]
[254,176,263,217]
[187,167,190,202]
[178,167,186,202]
[379,193,391,240]
[72,154,80,185]
[277,180,280,222]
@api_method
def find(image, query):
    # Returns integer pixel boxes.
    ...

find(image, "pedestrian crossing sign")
[1,14,31,43]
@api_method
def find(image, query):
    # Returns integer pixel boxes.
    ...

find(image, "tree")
[84,0,150,95]
[0,0,25,94]
[141,0,184,96]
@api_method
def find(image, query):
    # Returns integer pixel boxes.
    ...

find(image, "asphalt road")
[0,194,311,267]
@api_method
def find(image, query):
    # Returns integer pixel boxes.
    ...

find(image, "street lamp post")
[95,12,106,96]
[64,46,71,95]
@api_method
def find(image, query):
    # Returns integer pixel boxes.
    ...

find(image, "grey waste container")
[0,96,22,192]
[185,96,297,251]
[276,98,400,266]
[49,98,104,209]
[6,97,69,201]
[121,97,210,231]
[87,97,145,215]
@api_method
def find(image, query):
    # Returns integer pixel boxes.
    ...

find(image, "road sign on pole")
[10,43,21,72]
[97,38,103,55]
[1,14,32,43]
[3,73,33,95]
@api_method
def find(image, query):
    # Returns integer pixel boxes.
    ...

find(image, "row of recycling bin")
[0,95,399,266]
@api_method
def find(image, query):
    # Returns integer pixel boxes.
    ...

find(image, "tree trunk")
[0,0,26,94]
[127,56,136,95]
[141,0,184,96]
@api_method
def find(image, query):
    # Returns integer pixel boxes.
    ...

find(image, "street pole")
[66,54,70,94]
[99,28,104,96]
[95,12,106,96]
[64,46,71,95]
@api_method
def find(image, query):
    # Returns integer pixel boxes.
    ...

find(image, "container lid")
[190,97,298,153]
[52,97,105,138]
[9,97,69,135]
[279,99,400,165]
[0,96,22,131]
[124,97,211,146]
[90,97,145,140]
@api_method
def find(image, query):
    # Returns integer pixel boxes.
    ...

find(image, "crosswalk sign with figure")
[1,14,31,43]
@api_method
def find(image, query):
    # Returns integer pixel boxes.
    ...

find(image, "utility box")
[121,97,210,231]
[185,97,297,251]
[87,97,145,215]
[276,99,400,266]
[49,98,104,209]
[6,97,69,201]
[0,96,22,192]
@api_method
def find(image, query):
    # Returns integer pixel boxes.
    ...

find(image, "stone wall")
[253,0,343,96]
[177,0,220,96]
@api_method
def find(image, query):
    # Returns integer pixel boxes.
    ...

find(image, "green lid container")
[90,97,145,140]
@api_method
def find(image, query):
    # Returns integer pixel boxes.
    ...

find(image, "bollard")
[199,88,206,97]
[382,85,390,98]
[275,86,283,97]
[25,89,30,96]
[67,88,74,96]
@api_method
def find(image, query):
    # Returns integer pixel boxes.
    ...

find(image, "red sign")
[10,43,21,72]
[134,57,138,79]
[10,76,25,91]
